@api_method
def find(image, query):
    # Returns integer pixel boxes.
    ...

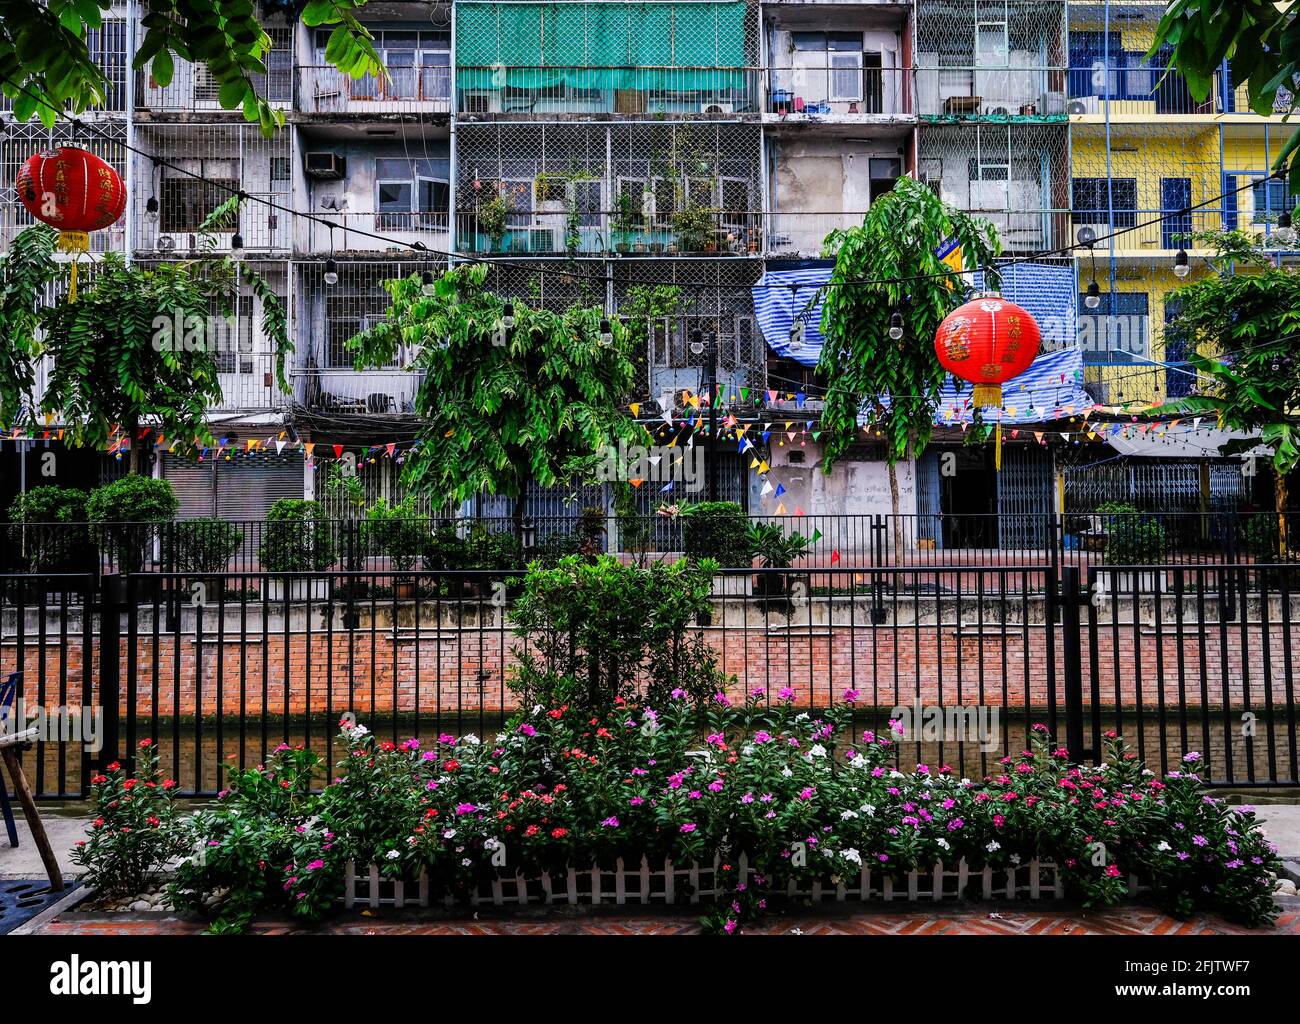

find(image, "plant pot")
[266,576,332,603]
[1104,569,1163,594]
[615,242,630,254]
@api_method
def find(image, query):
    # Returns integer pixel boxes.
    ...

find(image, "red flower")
[551,827,568,839]
[444,759,460,772]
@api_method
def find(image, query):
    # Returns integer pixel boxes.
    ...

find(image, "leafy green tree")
[0,224,291,473]
[347,263,646,536]
[0,0,383,137]
[1151,1,1300,197]
[1164,235,1300,547]
[816,175,1000,545]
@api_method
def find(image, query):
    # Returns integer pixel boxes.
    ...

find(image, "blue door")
[1161,178,1192,248]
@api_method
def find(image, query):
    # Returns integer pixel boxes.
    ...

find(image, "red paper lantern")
[933,293,1042,468]
[16,146,126,298]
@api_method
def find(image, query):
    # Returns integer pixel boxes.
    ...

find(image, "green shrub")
[169,743,338,933]
[360,497,427,573]
[745,521,809,568]
[167,518,244,575]
[463,524,522,571]
[680,501,749,566]
[6,485,93,572]
[1097,501,1166,566]
[258,499,336,572]
[86,476,179,573]
[509,554,725,709]
[70,740,187,899]
[1240,513,1282,562]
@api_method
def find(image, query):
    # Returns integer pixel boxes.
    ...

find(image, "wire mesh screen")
[131,123,292,256]
[917,120,1069,251]
[455,121,763,255]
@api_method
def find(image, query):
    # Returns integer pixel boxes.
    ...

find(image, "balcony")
[916,67,1068,119]
[764,211,865,255]
[213,353,289,414]
[291,367,424,417]
[455,208,764,257]
[297,65,452,117]
[135,64,291,116]
[764,65,911,122]
[1069,208,1298,254]
[303,211,451,256]
[455,66,760,118]
[0,207,125,255]
[134,190,292,257]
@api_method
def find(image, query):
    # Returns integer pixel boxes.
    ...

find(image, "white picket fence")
[343,855,1145,909]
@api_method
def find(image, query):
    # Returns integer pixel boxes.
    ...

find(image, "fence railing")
[3,561,1298,798]
[2,510,1294,579]
[765,65,910,117]
[298,65,452,115]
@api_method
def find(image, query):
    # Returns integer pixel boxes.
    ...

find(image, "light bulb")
[1084,281,1101,309]
[598,318,613,347]
[421,270,436,295]
[324,258,338,286]
[888,311,904,341]
[502,303,515,329]
[145,196,159,223]
[690,329,704,356]
[231,232,244,251]
[1173,249,1190,278]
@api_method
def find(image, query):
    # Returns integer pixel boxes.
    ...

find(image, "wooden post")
[0,740,64,891]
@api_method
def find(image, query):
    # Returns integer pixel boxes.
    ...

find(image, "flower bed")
[74,693,1283,934]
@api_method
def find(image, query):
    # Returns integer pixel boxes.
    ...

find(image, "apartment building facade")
[0,0,1292,527]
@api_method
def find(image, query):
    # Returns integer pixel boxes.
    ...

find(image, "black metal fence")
[2,559,1298,800]
[2,509,1295,580]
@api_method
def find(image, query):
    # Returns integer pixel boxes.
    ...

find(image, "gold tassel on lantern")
[972,382,1004,471]
[57,230,90,301]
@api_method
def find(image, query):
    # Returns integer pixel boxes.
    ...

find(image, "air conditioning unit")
[1040,91,1066,115]
[982,103,1010,116]
[699,102,735,114]
[304,152,346,180]
[1068,96,1101,115]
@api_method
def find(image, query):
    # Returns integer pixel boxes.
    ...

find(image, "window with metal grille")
[160,174,240,233]
[1071,177,1138,228]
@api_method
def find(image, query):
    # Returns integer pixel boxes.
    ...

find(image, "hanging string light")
[1173,248,1190,278]
[888,310,904,340]
[598,317,614,347]
[323,224,338,286]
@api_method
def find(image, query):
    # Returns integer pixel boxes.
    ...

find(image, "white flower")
[531,704,543,715]
[385,849,401,860]
[960,778,971,786]
[985,841,1001,853]
[1097,762,1109,771]
[849,754,867,770]
[495,733,507,744]
[741,744,755,756]
[936,838,950,851]
[781,766,794,778]
[461,858,472,867]
[840,810,859,820]
[484,838,501,852]
[889,770,903,778]
[860,804,876,817]
[794,712,810,722]
[840,848,862,865]
[809,744,827,759]
[1009,853,1021,865]
[352,724,370,738]
[443,829,457,840]
[461,734,481,746]
[1156,841,1171,852]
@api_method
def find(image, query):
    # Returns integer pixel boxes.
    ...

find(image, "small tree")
[1164,235,1300,552]
[347,263,645,536]
[817,175,1001,549]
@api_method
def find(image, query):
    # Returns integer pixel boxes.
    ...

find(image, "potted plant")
[479,193,508,251]
[671,203,717,254]
[258,498,336,602]
[680,501,751,596]
[612,191,640,253]
[166,518,244,599]
[745,521,810,602]
[361,497,426,599]
[87,476,180,597]
[6,485,95,579]
[1096,501,1166,593]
